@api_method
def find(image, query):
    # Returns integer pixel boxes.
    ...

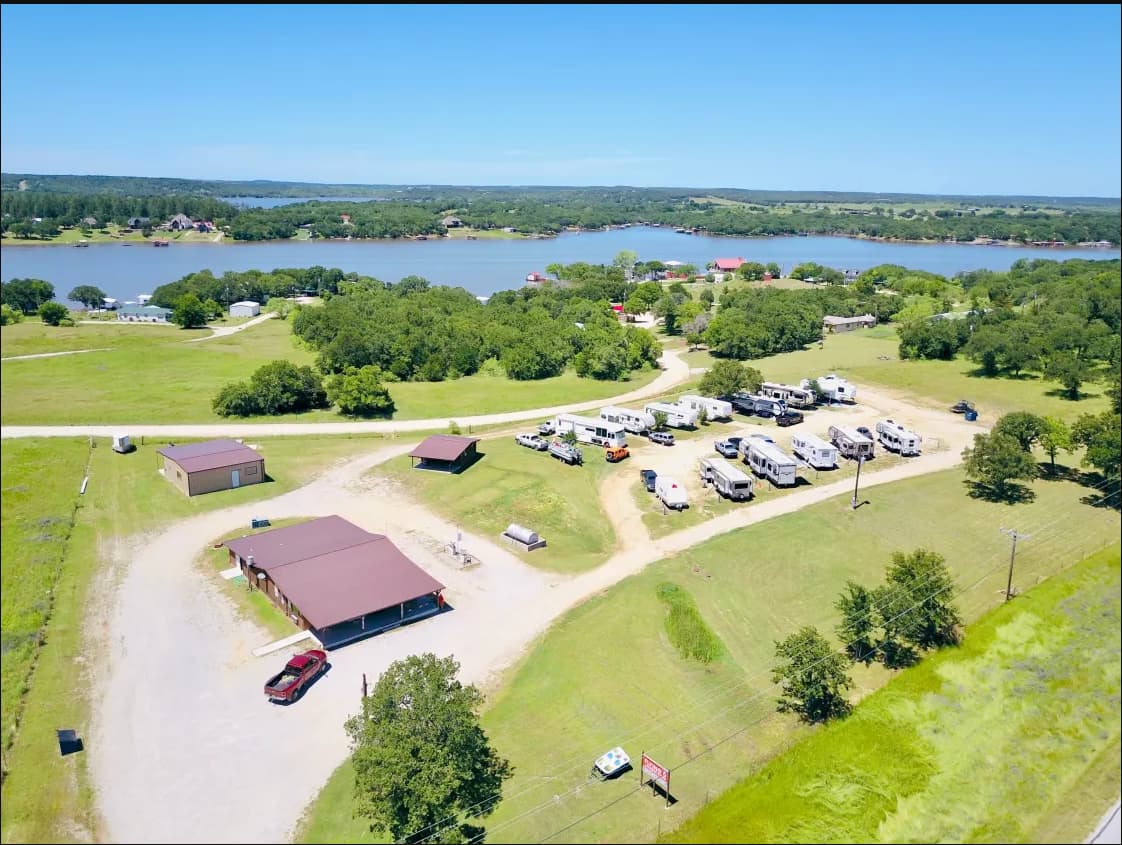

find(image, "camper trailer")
[876,419,922,456]
[790,432,838,469]
[698,457,754,501]
[741,435,798,487]
[643,401,699,429]
[761,381,817,409]
[802,374,857,403]
[827,425,876,460]
[731,393,787,418]
[600,405,656,435]
[552,413,627,448]
[655,476,689,510]
[678,394,734,421]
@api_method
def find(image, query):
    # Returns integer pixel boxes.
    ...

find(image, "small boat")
[152,239,170,247]
[74,240,89,247]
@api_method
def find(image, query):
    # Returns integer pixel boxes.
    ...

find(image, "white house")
[230,301,261,318]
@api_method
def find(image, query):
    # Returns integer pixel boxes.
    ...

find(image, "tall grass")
[656,582,724,663]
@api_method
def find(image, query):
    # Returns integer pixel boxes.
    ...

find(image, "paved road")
[1089,801,1122,844]
[0,347,111,362]
[0,346,691,439]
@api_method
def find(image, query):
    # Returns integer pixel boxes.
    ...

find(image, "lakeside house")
[162,213,194,231]
[126,216,150,229]
[117,304,171,323]
[441,215,463,228]
[713,257,745,272]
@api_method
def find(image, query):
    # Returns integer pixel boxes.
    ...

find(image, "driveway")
[89,389,980,843]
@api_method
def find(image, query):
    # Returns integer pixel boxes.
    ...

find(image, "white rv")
[732,393,787,418]
[600,405,656,434]
[827,425,876,460]
[655,476,689,510]
[876,419,922,456]
[790,432,838,469]
[761,382,817,409]
[741,435,798,487]
[698,457,754,501]
[803,374,857,403]
[552,413,627,448]
[678,394,734,421]
[644,401,699,429]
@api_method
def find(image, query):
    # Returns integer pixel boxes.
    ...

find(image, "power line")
[400,478,1119,844]
[1000,527,1031,601]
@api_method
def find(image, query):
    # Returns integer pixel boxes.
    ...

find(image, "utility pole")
[1000,528,1030,602]
[850,454,864,509]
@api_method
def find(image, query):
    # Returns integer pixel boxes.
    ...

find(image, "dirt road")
[89,386,980,843]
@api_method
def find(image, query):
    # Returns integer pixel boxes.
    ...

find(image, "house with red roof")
[713,257,746,272]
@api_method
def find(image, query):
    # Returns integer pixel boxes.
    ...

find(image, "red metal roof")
[408,435,480,462]
[226,516,445,629]
[714,257,745,271]
[158,439,263,473]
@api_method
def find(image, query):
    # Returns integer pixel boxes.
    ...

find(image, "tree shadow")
[964,480,1036,504]
[964,367,1038,381]
[1042,387,1093,402]
[1037,465,1121,510]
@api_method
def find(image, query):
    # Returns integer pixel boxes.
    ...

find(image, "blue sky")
[1,4,1119,196]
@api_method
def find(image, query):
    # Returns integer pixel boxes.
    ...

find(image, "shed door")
[231,469,241,488]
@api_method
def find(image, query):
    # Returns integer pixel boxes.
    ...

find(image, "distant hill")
[2,173,1118,210]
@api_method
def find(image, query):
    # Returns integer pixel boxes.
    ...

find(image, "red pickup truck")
[264,649,327,703]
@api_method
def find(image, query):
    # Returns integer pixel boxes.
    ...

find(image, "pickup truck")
[714,439,739,458]
[264,649,328,703]
[516,433,548,450]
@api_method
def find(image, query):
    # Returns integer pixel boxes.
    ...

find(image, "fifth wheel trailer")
[827,425,875,460]
[760,382,817,409]
[677,394,734,421]
[790,432,838,469]
[741,435,798,487]
[643,401,699,429]
[802,374,857,403]
[552,413,627,448]
[876,419,922,456]
[600,405,656,434]
[698,457,754,501]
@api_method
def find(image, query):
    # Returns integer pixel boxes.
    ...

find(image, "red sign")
[641,753,670,791]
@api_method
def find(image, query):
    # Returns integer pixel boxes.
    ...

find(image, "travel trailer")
[876,419,922,456]
[599,405,656,434]
[643,401,699,429]
[698,457,754,501]
[790,432,838,469]
[552,413,627,448]
[802,374,857,403]
[741,435,798,487]
[760,381,817,409]
[655,476,689,510]
[827,425,876,460]
[677,394,734,421]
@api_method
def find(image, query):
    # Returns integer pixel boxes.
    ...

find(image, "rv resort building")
[823,313,877,333]
[409,434,481,472]
[224,516,446,648]
[158,439,265,496]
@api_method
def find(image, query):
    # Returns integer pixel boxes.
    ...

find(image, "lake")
[2,227,1117,305]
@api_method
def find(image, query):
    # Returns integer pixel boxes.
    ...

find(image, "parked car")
[648,431,675,446]
[605,446,630,463]
[950,400,975,414]
[776,410,804,427]
[714,439,740,458]
[538,421,556,435]
[264,649,328,703]
[726,436,743,450]
[639,469,658,492]
[516,433,548,450]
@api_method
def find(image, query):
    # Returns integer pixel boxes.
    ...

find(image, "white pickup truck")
[515,433,548,450]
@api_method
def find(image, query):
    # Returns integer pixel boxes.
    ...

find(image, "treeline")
[897,259,1121,398]
[150,265,353,307]
[6,188,1117,245]
[290,265,660,383]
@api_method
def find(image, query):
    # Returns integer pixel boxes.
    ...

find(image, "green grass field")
[297,467,1120,844]
[0,224,225,246]
[0,319,661,424]
[685,328,1112,422]
[666,545,1121,844]
[373,437,618,573]
[0,433,393,843]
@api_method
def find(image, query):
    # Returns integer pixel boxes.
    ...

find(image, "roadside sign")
[641,752,670,805]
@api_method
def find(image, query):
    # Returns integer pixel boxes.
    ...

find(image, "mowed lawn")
[685,327,1112,422]
[667,545,1121,844]
[0,433,392,844]
[298,468,1121,844]
[0,319,661,424]
[374,437,618,573]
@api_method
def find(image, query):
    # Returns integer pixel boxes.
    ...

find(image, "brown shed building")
[225,516,446,649]
[158,439,265,496]
[408,434,481,472]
